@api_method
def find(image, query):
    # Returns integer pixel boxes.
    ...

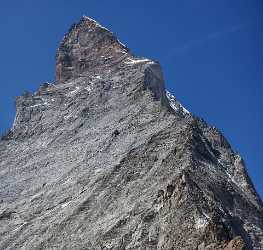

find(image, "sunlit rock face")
[55,16,130,83]
[0,16,262,250]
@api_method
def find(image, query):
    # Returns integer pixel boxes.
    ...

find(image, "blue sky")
[0,1,262,198]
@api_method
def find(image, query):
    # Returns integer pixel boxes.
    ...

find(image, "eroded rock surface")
[0,16,262,250]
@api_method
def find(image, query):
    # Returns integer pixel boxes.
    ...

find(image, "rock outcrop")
[0,16,262,250]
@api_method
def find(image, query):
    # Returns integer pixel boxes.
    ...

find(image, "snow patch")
[195,216,209,229]
[61,202,70,208]
[125,58,151,65]
[29,102,48,108]
[85,86,91,92]
[166,90,190,115]
[117,39,128,49]
[68,86,81,96]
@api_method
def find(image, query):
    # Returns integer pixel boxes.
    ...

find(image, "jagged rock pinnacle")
[56,16,130,82]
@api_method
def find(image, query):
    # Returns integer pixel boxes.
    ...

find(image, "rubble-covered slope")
[0,16,262,250]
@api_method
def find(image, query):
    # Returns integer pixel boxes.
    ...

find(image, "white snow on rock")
[117,39,128,49]
[29,102,48,108]
[195,216,209,229]
[125,58,151,65]
[85,86,92,92]
[82,16,110,32]
[67,86,81,96]
[166,90,190,115]
[61,202,70,208]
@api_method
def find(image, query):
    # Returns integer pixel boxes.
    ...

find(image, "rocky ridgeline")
[0,16,262,250]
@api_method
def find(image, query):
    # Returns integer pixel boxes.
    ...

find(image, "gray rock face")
[0,16,262,250]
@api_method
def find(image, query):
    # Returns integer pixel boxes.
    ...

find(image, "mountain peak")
[1,16,262,250]
[56,16,129,82]
[79,15,110,31]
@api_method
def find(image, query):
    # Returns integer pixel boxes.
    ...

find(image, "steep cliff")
[0,16,262,250]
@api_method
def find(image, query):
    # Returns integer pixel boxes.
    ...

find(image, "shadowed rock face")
[0,16,262,250]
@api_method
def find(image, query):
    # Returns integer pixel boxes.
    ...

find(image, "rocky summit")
[0,16,262,250]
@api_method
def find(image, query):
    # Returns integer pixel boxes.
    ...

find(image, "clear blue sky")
[0,1,262,198]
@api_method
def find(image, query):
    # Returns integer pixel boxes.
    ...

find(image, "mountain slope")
[0,16,262,250]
